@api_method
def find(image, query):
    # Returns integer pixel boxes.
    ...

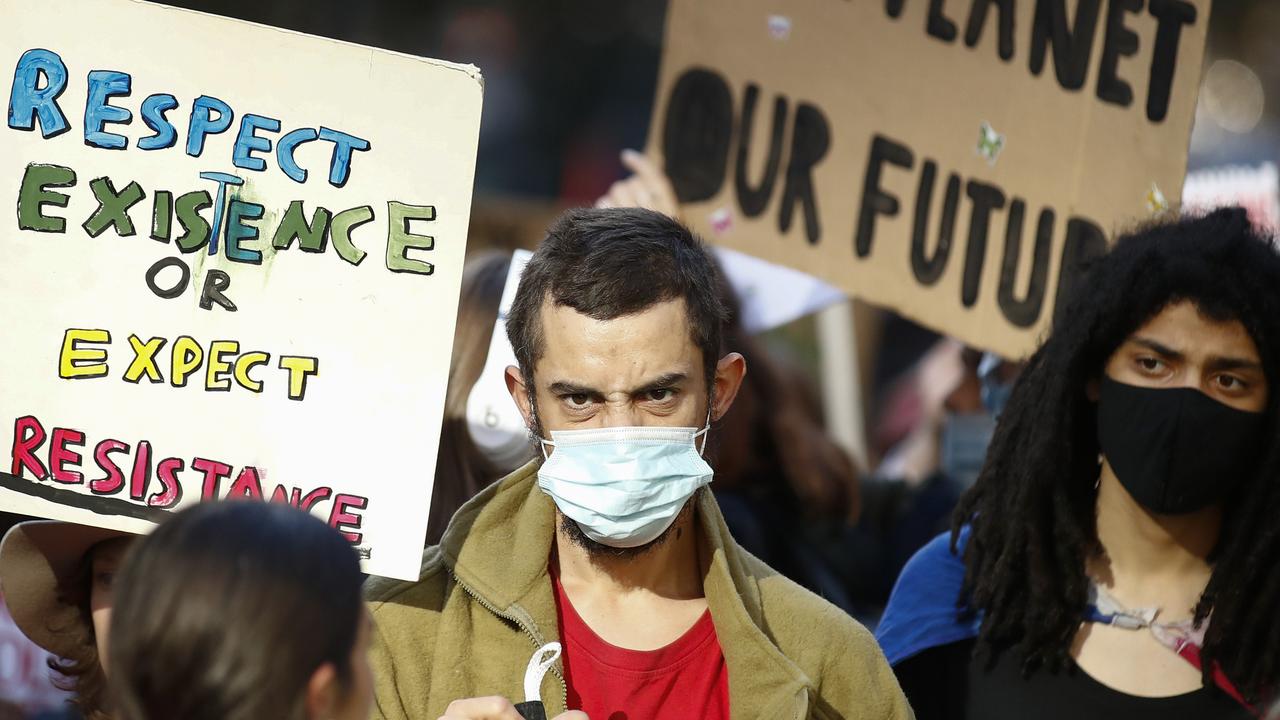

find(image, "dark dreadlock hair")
[951,207,1280,702]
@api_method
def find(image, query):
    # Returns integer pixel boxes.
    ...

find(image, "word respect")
[9,48,369,186]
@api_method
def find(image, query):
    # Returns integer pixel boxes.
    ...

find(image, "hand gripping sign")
[0,0,483,580]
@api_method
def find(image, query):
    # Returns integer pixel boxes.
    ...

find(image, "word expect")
[59,329,319,401]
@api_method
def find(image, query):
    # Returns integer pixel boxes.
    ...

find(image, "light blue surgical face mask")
[940,411,996,488]
[536,420,713,548]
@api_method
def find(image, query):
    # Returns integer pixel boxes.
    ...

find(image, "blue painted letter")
[198,171,244,255]
[186,95,233,158]
[8,48,69,137]
[138,93,179,150]
[232,114,281,172]
[277,127,318,184]
[319,127,371,187]
[84,70,132,149]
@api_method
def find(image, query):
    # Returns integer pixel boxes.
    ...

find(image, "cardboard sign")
[0,0,483,580]
[647,0,1210,357]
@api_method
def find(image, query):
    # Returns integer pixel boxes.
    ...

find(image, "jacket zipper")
[449,569,570,706]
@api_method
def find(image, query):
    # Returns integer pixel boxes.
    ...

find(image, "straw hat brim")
[0,521,133,657]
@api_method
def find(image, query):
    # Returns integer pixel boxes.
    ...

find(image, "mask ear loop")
[693,409,713,456]
[523,641,562,703]
[530,402,555,461]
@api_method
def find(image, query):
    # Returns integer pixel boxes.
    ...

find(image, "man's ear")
[710,353,747,422]
[505,365,535,428]
[305,662,338,720]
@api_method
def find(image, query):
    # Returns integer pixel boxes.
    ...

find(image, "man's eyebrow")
[545,373,690,397]
[1131,337,1263,372]
[1206,356,1265,373]
[631,372,689,395]
[1131,337,1185,361]
[547,381,600,396]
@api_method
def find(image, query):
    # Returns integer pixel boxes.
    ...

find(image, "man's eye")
[564,394,591,409]
[1136,356,1165,373]
[646,389,675,402]
[1216,375,1247,392]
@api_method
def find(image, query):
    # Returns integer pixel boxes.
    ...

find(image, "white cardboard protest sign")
[648,0,1211,357]
[0,0,483,580]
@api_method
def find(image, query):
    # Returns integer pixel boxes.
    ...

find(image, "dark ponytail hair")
[108,501,364,720]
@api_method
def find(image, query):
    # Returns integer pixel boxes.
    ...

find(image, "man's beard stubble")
[557,492,700,560]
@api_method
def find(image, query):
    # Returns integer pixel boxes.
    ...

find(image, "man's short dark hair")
[506,207,726,391]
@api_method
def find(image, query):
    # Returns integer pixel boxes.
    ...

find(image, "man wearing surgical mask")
[366,208,912,720]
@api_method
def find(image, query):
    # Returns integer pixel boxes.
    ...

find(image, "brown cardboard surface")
[647,0,1211,357]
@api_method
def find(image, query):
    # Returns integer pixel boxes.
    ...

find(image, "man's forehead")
[534,297,702,384]
[1125,302,1261,361]
[536,296,691,341]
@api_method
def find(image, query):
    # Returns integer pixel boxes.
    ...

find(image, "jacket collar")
[439,460,811,717]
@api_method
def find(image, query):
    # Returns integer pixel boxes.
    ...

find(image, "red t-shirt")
[553,575,730,720]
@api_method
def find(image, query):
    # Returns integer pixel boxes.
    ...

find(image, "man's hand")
[595,149,681,221]
[436,696,588,720]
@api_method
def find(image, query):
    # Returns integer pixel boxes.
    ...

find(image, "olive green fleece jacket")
[366,461,914,720]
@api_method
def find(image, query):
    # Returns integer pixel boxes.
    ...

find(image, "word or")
[58,329,319,401]
[8,48,370,185]
[9,415,368,543]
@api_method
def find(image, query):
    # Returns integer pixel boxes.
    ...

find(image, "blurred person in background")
[878,208,1279,718]
[108,501,370,720]
[710,266,863,613]
[0,521,133,720]
[847,342,1021,614]
[425,250,535,546]
[0,512,74,718]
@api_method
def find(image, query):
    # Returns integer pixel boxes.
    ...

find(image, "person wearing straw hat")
[0,521,134,720]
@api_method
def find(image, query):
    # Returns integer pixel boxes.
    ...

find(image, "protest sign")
[1182,162,1280,235]
[647,0,1211,357]
[0,0,483,580]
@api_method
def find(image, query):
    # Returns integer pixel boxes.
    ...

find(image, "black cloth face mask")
[1097,377,1266,515]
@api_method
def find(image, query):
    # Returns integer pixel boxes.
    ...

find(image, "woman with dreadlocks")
[875,207,1279,718]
